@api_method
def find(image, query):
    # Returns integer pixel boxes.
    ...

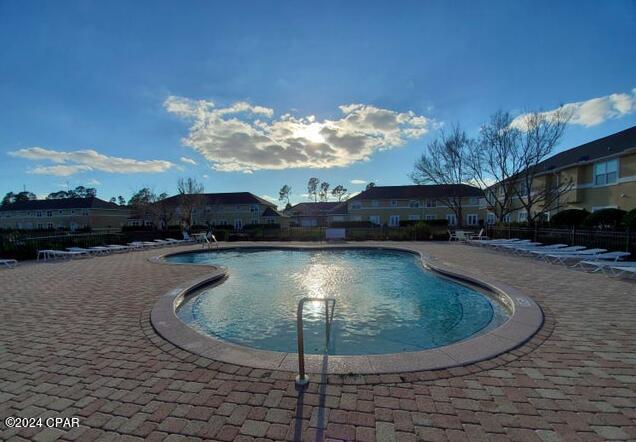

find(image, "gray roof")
[350,184,483,200]
[161,192,276,207]
[0,197,121,212]
[533,125,636,174]
[285,202,341,216]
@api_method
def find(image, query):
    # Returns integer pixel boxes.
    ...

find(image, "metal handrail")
[295,297,336,386]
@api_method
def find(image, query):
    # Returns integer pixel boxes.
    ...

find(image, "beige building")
[0,197,131,231]
[343,184,486,227]
[499,125,636,222]
[159,192,289,229]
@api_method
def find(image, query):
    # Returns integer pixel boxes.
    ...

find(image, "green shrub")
[583,208,627,229]
[550,209,590,227]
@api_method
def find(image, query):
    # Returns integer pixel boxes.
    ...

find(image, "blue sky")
[1,0,635,206]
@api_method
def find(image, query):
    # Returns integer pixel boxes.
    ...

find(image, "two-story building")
[500,125,636,222]
[158,192,288,229]
[0,197,131,231]
[344,184,485,227]
[284,202,342,227]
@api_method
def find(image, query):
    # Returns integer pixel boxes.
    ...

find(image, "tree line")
[277,179,376,209]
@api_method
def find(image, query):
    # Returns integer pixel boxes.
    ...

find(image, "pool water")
[170,248,509,355]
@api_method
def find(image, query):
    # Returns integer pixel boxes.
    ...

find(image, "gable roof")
[262,206,287,217]
[350,184,483,200]
[533,125,636,174]
[284,202,341,216]
[161,192,276,207]
[0,197,122,212]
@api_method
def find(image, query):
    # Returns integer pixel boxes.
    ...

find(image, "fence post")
[627,227,631,253]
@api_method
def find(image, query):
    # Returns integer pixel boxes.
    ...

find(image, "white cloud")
[259,194,279,203]
[350,179,367,185]
[164,96,432,173]
[202,174,209,179]
[8,147,174,176]
[180,156,197,165]
[512,88,636,129]
[86,179,101,186]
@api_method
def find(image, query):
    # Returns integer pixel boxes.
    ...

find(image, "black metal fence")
[486,226,635,256]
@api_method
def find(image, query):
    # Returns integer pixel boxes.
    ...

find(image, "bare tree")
[410,125,473,227]
[150,192,176,230]
[177,178,204,228]
[278,185,292,207]
[512,108,572,223]
[307,178,320,202]
[319,182,330,202]
[468,111,523,222]
[331,185,348,202]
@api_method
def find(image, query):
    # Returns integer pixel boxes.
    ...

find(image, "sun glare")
[294,122,326,143]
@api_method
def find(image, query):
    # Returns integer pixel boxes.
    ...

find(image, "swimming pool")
[168,248,510,356]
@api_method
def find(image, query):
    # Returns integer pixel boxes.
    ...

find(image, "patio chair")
[67,247,106,256]
[466,229,489,241]
[528,246,587,258]
[574,260,636,274]
[37,249,90,261]
[570,252,632,270]
[0,258,18,269]
[607,265,636,278]
[543,249,607,264]
[509,243,568,255]
[448,230,458,242]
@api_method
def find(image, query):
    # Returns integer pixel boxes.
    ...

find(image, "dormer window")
[425,199,436,208]
[350,201,362,209]
[594,159,618,185]
[390,200,397,207]
[409,200,419,208]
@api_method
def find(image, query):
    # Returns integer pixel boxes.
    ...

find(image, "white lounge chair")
[0,258,18,268]
[37,249,90,261]
[67,247,106,256]
[106,244,131,252]
[490,239,534,250]
[529,246,587,258]
[608,265,636,278]
[544,249,608,264]
[575,260,636,274]
[498,241,542,251]
[506,243,569,255]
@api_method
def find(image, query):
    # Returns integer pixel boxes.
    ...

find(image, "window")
[388,215,400,227]
[594,159,618,185]
[234,219,243,230]
[503,214,512,223]
[446,214,457,225]
[250,204,259,213]
[351,215,362,221]
[390,200,397,207]
[350,201,362,209]
[518,211,528,222]
[82,209,89,216]
[486,213,496,225]
[36,211,42,217]
[425,214,436,221]
[46,210,53,217]
[47,222,54,229]
[408,215,420,221]
[369,215,380,225]
[466,214,478,226]
[409,200,419,208]
[371,200,379,207]
[468,197,478,205]
[425,199,436,208]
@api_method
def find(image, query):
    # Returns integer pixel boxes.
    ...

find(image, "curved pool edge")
[149,244,544,375]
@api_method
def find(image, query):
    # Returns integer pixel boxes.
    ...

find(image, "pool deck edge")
[149,243,544,375]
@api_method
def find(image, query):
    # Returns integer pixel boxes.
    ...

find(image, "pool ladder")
[295,297,336,387]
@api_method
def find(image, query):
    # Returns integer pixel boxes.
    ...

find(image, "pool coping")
[149,243,544,375]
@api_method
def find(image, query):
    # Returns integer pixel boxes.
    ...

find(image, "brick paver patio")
[0,242,635,441]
